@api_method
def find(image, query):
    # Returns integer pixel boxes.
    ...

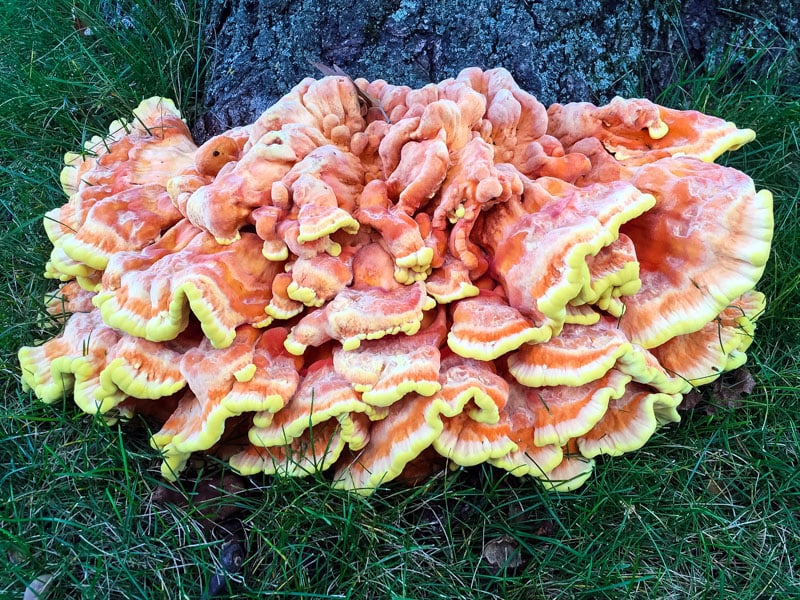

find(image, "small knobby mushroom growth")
[19,69,773,494]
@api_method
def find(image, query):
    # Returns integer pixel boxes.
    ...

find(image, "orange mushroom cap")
[19,310,122,411]
[94,222,282,348]
[333,392,447,494]
[479,179,654,331]
[248,76,366,150]
[436,352,510,424]
[44,280,96,318]
[620,157,772,348]
[423,255,480,304]
[194,126,251,177]
[284,280,435,354]
[231,418,356,478]
[248,357,379,444]
[483,384,564,478]
[151,326,301,479]
[332,306,446,406]
[58,185,183,272]
[447,290,549,360]
[528,368,631,448]
[184,123,329,243]
[540,439,595,491]
[103,334,190,400]
[60,97,196,197]
[508,317,632,388]
[650,290,766,387]
[546,96,755,163]
[577,383,682,459]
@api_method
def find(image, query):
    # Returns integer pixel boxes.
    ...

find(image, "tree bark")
[193,0,799,138]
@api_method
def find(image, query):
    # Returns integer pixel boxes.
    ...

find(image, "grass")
[1,3,799,598]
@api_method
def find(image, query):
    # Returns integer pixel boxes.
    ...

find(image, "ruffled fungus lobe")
[447,291,548,360]
[508,317,631,387]
[48,97,197,288]
[19,310,124,414]
[19,69,773,494]
[94,222,282,348]
[546,96,755,163]
[620,158,772,348]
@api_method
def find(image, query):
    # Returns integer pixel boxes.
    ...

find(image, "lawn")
[1,2,798,598]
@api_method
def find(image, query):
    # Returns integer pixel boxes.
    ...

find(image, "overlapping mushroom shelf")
[19,69,773,493]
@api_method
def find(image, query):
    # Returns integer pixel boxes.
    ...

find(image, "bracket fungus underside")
[19,69,773,494]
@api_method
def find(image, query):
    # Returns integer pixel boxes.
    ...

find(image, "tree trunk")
[193,0,798,138]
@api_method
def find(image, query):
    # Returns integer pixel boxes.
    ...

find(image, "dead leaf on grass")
[482,534,524,572]
[679,367,756,415]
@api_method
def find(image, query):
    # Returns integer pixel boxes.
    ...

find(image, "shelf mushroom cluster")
[18,68,773,493]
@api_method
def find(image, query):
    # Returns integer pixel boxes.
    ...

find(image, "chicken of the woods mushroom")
[19,69,773,494]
